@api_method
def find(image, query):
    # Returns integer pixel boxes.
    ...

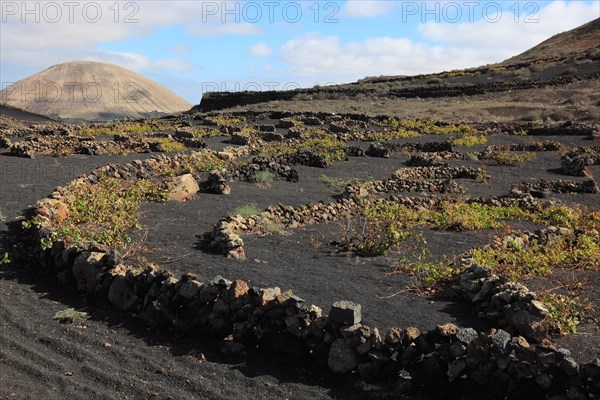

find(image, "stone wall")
[194,73,600,112]
[25,151,600,398]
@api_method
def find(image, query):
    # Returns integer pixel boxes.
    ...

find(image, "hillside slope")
[0,61,192,121]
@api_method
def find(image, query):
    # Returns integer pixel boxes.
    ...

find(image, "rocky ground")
[1,111,599,399]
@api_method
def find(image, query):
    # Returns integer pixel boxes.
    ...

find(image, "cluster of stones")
[561,146,600,177]
[226,157,300,183]
[198,71,600,111]
[483,140,564,154]
[342,167,485,197]
[488,225,598,252]
[5,131,210,158]
[452,263,550,341]
[209,198,362,259]
[392,166,484,180]
[16,112,600,396]
[265,149,347,168]
[366,142,454,159]
[0,135,12,149]
[25,148,600,397]
[90,149,231,182]
[405,152,467,167]
[210,181,552,261]
[525,122,600,137]
[210,216,247,259]
[28,224,600,398]
[7,135,148,158]
[348,178,465,196]
[511,178,599,195]
[205,169,232,195]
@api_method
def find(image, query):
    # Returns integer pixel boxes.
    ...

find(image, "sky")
[1,0,599,104]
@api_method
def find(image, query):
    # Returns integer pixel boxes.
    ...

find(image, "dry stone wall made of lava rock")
[25,151,600,398]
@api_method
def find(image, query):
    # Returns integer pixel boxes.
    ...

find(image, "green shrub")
[154,152,228,177]
[153,138,187,153]
[48,176,168,250]
[258,218,284,234]
[53,308,88,324]
[471,231,600,279]
[539,292,585,334]
[253,171,275,188]
[426,202,527,231]
[208,116,246,126]
[230,203,262,218]
[452,134,487,147]
[489,151,536,166]
[365,129,421,141]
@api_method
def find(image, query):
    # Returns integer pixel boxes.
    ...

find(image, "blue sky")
[1,0,598,104]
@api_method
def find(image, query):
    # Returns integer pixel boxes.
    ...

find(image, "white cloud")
[280,32,488,80]
[342,0,395,18]
[248,43,273,57]
[280,1,599,83]
[419,1,598,56]
[0,1,261,76]
[187,23,262,36]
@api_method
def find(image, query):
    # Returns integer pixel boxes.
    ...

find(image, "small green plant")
[339,203,416,257]
[53,308,88,324]
[471,231,600,279]
[489,151,536,166]
[208,116,246,126]
[183,127,223,138]
[539,292,585,334]
[465,152,480,162]
[426,201,527,231]
[230,203,262,218]
[365,129,420,141]
[253,171,275,188]
[300,138,347,164]
[452,134,487,147]
[257,218,284,235]
[1,252,11,266]
[153,152,228,177]
[419,122,476,135]
[45,176,168,251]
[152,138,187,153]
[318,175,366,188]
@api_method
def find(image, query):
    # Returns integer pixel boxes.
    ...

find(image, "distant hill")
[0,103,54,122]
[501,17,600,65]
[194,18,600,122]
[0,61,192,121]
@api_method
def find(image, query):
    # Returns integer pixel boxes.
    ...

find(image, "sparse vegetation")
[53,308,88,324]
[426,202,528,231]
[488,151,536,166]
[365,128,421,141]
[153,152,228,177]
[257,218,284,235]
[318,175,366,188]
[539,292,587,334]
[71,122,158,136]
[1,252,11,266]
[152,138,187,153]
[230,203,262,218]
[471,230,600,279]
[452,134,487,147]
[253,171,275,188]
[25,176,168,251]
[207,116,246,126]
